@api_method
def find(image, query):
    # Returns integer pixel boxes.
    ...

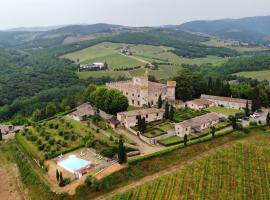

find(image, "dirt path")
[0,164,27,200]
[116,128,165,155]
[94,139,239,200]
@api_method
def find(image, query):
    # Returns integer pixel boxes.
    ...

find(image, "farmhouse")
[117,108,165,128]
[175,113,227,137]
[106,75,176,107]
[185,98,215,110]
[200,94,252,110]
[79,62,106,71]
[69,103,96,121]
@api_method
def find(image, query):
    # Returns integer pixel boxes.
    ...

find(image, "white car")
[250,114,257,118]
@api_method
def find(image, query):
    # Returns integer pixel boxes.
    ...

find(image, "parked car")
[250,114,257,119]
[243,116,250,121]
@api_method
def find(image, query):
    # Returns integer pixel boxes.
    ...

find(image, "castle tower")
[166,81,176,104]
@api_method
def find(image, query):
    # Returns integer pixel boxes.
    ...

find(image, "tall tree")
[137,116,142,132]
[56,169,60,182]
[184,134,188,146]
[118,136,127,164]
[141,117,147,133]
[169,105,175,121]
[229,115,238,130]
[164,101,170,120]
[32,109,42,122]
[245,101,250,117]
[266,112,270,126]
[157,95,163,109]
[0,129,2,141]
[45,102,57,117]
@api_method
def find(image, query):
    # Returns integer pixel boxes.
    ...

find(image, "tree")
[245,101,250,117]
[0,129,2,141]
[118,136,127,164]
[229,115,238,130]
[45,102,57,117]
[184,134,188,146]
[59,171,64,186]
[164,101,170,120]
[56,169,60,182]
[169,105,175,121]
[32,109,42,122]
[210,126,216,137]
[158,95,163,109]
[137,116,142,132]
[266,112,270,126]
[141,117,147,132]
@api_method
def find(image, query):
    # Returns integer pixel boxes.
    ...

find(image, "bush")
[242,127,250,134]
[59,178,71,187]
[49,139,55,145]
[61,141,68,147]
[64,135,69,140]
[70,134,77,141]
[49,123,54,129]
[38,144,45,151]
[100,146,117,158]
[37,139,42,145]
[85,175,93,187]
[58,130,64,136]
[56,144,62,151]
[54,124,59,129]
[249,121,258,126]
[45,135,50,141]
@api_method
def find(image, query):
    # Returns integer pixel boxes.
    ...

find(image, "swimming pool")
[58,155,91,173]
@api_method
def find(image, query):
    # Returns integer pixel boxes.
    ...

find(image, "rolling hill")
[176,16,270,44]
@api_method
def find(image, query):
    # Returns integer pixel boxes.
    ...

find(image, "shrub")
[31,135,37,142]
[37,139,42,145]
[49,139,55,145]
[85,175,93,187]
[21,132,26,136]
[242,127,250,134]
[59,178,70,187]
[249,121,258,126]
[45,135,50,141]
[49,123,54,129]
[71,134,77,141]
[61,141,68,147]
[100,146,117,158]
[54,124,59,129]
[56,144,62,151]
[58,130,64,136]
[64,135,69,140]
[38,144,45,151]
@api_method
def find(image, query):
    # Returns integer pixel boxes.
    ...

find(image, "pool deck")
[45,147,112,195]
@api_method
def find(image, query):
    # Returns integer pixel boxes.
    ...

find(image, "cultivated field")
[64,42,228,80]
[235,70,270,82]
[111,142,270,200]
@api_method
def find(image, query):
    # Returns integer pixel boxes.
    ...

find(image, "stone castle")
[106,75,176,107]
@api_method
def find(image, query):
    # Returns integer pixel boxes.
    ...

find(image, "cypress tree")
[169,105,175,121]
[184,134,188,146]
[118,137,127,164]
[266,112,270,126]
[158,95,163,109]
[137,116,142,132]
[0,129,2,141]
[56,169,60,182]
[141,117,147,133]
[245,101,250,117]
[164,102,169,119]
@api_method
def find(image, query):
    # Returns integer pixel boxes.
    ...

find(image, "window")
[137,101,140,106]
[126,92,128,95]
[156,113,159,117]
[186,128,188,131]
[132,93,134,96]
[146,114,148,118]
[132,100,134,104]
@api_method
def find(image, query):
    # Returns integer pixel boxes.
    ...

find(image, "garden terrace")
[17,117,118,160]
[174,107,208,123]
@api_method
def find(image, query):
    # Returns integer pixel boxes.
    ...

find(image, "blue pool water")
[58,156,91,173]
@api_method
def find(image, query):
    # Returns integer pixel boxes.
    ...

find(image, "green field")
[235,70,270,82]
[62,42,144,69]
[207,107,241,116]
[112,142,270,200]
[64,42,228,80]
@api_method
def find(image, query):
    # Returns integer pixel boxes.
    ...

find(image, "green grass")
[234,70,270,82]
[207,107,241,116]
[143,128,165,138]
[174,107,208,123]
[65,42,228,81]
[62,42,144,69]
[159,136,183,146]
[112,141,270,199]
[156,122,174,132]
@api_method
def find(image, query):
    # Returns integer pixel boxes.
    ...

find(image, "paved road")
[242,108,270,126]
[116,128,165,155]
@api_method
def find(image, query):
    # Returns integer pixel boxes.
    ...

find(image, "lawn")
[207,106,241,116]
[112,141,270,200]
[234,70,270,82]
[174,107,208,123]
[143,128,166,138]
[159,136,183,146]
[17,117,117,160]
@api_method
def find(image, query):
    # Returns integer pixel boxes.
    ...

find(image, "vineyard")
[111,143,270,200]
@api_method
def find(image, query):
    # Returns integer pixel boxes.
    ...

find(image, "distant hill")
[176,16,270,44]
[5,25,63,32]
[43,23,123,36]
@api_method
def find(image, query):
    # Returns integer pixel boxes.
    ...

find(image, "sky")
[0,0,270,29]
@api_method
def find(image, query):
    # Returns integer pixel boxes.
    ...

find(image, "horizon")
[1,0,270,30]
